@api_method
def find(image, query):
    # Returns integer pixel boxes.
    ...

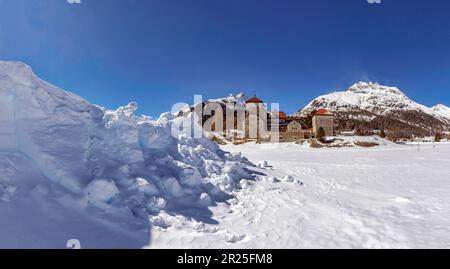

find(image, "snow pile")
[321,136,397,148]
[0,61,252,219]
[0,154,17,202]
[0,61,105,193]
[93,103,253,214]
[85,179,120,210]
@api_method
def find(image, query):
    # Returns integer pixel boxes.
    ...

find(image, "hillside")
[295,82,450,138]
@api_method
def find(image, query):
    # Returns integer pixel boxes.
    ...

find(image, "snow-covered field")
[149,142,450,248]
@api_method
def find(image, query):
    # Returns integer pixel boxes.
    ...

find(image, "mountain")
[295,82,450,137]
[177,93,247,116]
[432,104,450,120]
[0,60,251,248]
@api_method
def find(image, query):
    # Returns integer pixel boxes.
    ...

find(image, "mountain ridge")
[295,81,450,137]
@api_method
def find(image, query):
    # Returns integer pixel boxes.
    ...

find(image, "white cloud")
[67,0,81,4]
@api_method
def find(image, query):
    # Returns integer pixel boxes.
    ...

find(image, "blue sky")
[0,0,449,117]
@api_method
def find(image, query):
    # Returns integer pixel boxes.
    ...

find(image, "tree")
[435,133,442,142]
[379,130,386,139]
[316,127,326,141]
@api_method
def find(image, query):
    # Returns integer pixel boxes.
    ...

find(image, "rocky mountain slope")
[295,82,450,138]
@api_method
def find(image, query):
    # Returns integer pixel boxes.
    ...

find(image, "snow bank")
[0,61,252,219]
[0,154,17,202]
[295,136,397,148]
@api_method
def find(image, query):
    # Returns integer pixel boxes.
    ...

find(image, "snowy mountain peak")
[207,93,245,104]
[295,81,450,136]
[298,81,417,116]
[432,104,450,110]
[347,81,405,96]
[432,104,450,120]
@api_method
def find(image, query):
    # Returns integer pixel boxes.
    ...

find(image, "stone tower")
[312,108,334,137]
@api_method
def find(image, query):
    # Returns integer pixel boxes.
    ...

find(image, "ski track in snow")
[148,143,450,249]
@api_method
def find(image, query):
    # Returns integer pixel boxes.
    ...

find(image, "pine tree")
[435,133,442,142]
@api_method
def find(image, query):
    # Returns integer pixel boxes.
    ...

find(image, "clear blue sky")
[0,0,449,117]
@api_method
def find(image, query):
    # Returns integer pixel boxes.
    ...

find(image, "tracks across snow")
[148,142,450,248]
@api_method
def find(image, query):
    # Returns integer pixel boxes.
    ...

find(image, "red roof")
[245,96,263,104]
[314,108,333,116]
[272,111,287,119]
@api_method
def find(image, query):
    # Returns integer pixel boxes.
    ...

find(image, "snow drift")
[0,61,252,248]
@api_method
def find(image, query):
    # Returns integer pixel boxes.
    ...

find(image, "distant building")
[200,94,334,143]
[242,95,312,142]
[244,95,267,139]
[312,108,334,137]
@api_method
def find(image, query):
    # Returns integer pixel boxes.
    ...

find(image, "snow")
[297,82,448,122]
[148,143,450,248]
[177,93,247,119]
[432,104,450,120]
[0,151,150,248]
[0,61,251,248]
[297,135,397,148]
[85,179,120,209]
[207,93,246,107]
[299,82,423,114]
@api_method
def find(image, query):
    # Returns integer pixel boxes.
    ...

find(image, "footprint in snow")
[224,232,246,243]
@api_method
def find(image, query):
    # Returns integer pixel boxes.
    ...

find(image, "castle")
[201,95,335,143]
